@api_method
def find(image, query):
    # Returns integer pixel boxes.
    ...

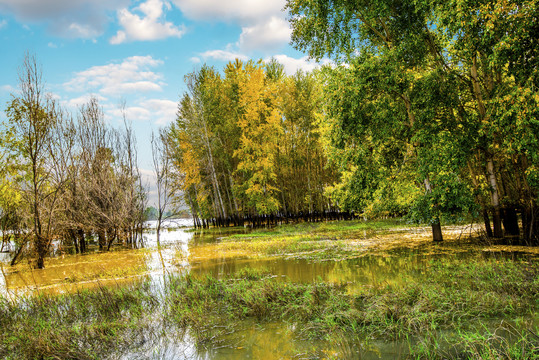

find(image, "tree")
[152,129,175,246]
[233,60,283,215]
[168,60,342,226]
[5,53,64,268]
[286,0,539,243]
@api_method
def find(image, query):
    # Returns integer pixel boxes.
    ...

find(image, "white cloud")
[67,22,101,38]
[47,42,57,48]
[63,94,108,109]
[107,98,177,125]
[239,16,291,52]
[0,84,16,93]
[0,19,7,29]
[110,0,185,44]
[172,0,291,54]
[109,105,151,122]
[171,0,285,23]
[0,0,129,38]
[64,56,165,96]
[141,98,177,125]
[266,55,331,75]
[200,49,248,62]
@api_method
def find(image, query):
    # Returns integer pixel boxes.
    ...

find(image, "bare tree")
[151,129,175,247]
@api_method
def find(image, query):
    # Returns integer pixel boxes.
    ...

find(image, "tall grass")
[0,258,537,359]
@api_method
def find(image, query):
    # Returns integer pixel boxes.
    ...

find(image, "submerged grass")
[0,281,159,359]
[0,226,539,359]
[165,259,538,341]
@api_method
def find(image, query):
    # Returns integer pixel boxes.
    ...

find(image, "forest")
[163,0,539,245]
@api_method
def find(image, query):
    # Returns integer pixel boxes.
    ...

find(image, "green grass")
[196,219,421,260]
[0,257,537,359]
[165,259,538,340]
[228,218,408,240]
[0,282,159,359]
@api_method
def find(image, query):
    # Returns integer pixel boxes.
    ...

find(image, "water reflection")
[0,221,537,359]
[1,222,537,295]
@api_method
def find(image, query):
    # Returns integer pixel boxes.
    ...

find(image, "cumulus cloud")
[171,0,291,54]
[239,16,291,52]
[0,0,129,38]
[64,55,165,96]
[265,55,332,75]
[199,49,248,62]
[63,94,108,109]
[110,0,185,44]
[141,98,177,125]
[171,0,285,23]
[107,98,177,125]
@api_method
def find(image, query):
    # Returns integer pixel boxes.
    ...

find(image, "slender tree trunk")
[77,229,86,253]
[10,237,28,266]
[424,177,443,242]
[202,121,227,219]
[482,209,493,238]
[486,156,503,238]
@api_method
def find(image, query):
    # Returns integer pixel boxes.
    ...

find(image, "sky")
[0,0,324,204]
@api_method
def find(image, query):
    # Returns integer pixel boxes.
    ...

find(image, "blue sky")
[0,0,324,202]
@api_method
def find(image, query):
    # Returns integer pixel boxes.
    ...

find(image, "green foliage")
[168,59,339,220]
[287,0,539,239]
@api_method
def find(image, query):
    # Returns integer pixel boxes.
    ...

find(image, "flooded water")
[1,220,537,359]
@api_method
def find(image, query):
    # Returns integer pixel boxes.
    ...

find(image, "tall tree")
[5,53,64,268]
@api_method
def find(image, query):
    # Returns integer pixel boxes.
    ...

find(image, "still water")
[0,220,537,359]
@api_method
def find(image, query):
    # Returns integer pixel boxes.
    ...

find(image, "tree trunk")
[35,235,46,269]
[502,207,520,237]
[98,230,106,250]
[486,156,503,238]
[482,209,493,238]
[424,177,443,242]
[77,229,86,253]
[431,218,443,242]
[10,237,28,266]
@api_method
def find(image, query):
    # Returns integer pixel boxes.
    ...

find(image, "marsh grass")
[192,219,501,262]
[0,258,537,359]
[164,258,538,354]
[0,280,160,359]
[410,323,539,359]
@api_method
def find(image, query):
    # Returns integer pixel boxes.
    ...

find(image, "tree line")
[164,60,351,228]
[285,0,539,244]
[0,54,146,268]
[165,0,538,245]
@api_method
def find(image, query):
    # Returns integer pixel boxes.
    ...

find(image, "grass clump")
[165,259,538,349]
[0,281,159,359]
[411,323,539,359]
